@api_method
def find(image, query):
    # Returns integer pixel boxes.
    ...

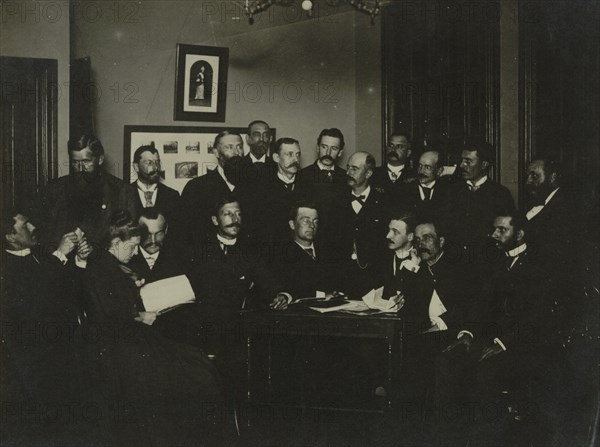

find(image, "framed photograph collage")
[123,125,275,193]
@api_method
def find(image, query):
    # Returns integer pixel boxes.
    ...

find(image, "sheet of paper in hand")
[140,275,195,313]
[362,287,403,313]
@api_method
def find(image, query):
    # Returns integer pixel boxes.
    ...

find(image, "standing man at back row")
[41,134,136,251]
[446,140,514,276]
[242,120,276,186]
[299,128,347,236]
[372,132,417,201]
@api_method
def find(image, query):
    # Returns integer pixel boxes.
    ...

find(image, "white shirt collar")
[466,175,488,188]
[295,241,315,252]
[216,166,235,192]
[419,179,437,188]
[136,180,158,191]
[277,171,296,185]
[506,243,527,258]
[140,246,159,260]
[387,163,405,175]
[6,248,31,257]
[352,185,371,200]
[250,153,267,164]
[317,160,335,171]
[543,188,560,205]
[217,233,237,246]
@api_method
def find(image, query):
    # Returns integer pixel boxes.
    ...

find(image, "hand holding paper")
[362,287,403,312]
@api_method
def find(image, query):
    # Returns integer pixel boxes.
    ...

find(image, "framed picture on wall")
[174,44,229,122]
[123,125,276,193]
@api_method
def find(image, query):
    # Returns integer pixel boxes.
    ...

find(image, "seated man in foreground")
[434,213,560,446]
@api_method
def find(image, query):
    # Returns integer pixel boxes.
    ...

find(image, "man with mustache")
[371,132,417,201]
[244,120,274,166]
[188,196,289,401]
[330,151,388,298]
[263,137,311,250]
[1,209,89,444]
[398,149,451,222]
[181,130,261,251]
[523,158,580,262]
[40,134,136,252]
[130,143,181,223]
[435,213,558,446]
[298,128,348,237]
[445,140,514,277]
[241,120,277,186]
[128,208,201,346]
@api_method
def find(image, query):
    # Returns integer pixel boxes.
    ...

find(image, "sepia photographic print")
[1,1,598,446]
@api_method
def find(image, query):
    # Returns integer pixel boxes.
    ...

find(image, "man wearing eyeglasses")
[130,143,181,231]
[398,149,451,222]
[372,133,417,201]
[40,134,136,252]
[269,201,339,303]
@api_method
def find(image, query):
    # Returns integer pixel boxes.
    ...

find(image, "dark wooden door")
[70,57,94,139]
[0,56,58,209]
[519,0,599,206]
[382,0,500,175]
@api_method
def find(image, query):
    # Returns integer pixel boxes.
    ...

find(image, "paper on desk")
[140,275,195,313]
[362,287,403,313]
[308,300,369,314]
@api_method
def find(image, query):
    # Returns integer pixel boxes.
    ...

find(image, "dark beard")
[250,142,269,159]
[223,155,245,186]
[66,173,104,223]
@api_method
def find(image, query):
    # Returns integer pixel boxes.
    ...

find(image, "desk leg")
[387,340,393,410]
[268,338,272,386]
[246,335,252,427]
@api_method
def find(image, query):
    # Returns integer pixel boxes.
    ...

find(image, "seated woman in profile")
[82,210,223,445]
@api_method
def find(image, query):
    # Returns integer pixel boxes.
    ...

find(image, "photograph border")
[174,44,229,122]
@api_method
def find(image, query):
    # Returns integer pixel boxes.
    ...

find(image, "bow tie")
[352,195,366,203]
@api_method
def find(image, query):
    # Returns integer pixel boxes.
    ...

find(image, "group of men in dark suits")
[1,121,590,445]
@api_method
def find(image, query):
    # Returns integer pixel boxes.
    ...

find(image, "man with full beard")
[371,132,417,201]
[523,158,578,262]
[241,120,276,187]
[40,134,136,252]
[181,130,262,252]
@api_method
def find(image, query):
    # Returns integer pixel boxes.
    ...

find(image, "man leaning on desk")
[270,201,342,308]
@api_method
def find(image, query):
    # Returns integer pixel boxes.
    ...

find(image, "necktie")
[352,195,366,204]
[285,182,295,192]
[395,256,408,275]
[144,190,153,207]
[468,184,480,192]
[220,243,228,255]
[505,255,515,271]
[388,170,398,182]
[304,247,316,260]
[422,186,432,201]
[145,255,156,270]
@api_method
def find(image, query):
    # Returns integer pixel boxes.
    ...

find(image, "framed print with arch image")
[174,44,229,122]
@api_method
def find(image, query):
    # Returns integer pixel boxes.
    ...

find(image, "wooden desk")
[242,307,404,413]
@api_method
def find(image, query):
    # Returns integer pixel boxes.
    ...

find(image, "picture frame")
[123,125,276,194]
[174,44,229,122]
